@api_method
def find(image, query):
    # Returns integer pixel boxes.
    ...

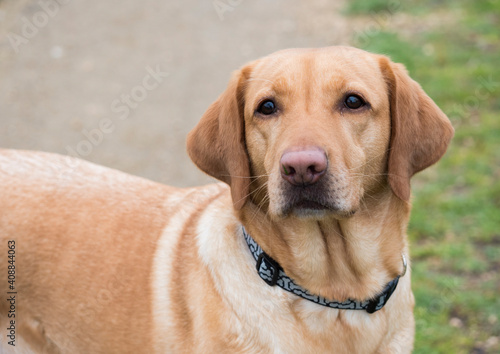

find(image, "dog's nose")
[280,148,327,186]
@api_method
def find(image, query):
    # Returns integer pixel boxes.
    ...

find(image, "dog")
[0,46,453,353]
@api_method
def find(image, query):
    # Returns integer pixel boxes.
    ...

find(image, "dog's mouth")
[293,199,330,211]
[283,199,357,219]
[280,190,335,215]
[285,199,333,218]
[275,178,358,219]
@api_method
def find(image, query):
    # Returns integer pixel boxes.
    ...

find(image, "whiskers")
[341,148,404,184]
[225,173,276,221]
[345,150,388,173]
[219,172,272,181]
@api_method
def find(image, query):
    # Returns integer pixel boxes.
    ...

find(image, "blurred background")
[1,0,498,352]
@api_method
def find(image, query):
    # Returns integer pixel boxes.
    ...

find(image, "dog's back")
[0,149,225,353]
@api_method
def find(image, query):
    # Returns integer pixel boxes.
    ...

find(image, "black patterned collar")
[242,226,406,313]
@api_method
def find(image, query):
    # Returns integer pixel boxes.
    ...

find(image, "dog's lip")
[280,198,357,219]
[292,200,330,210]
[285,199,337,216]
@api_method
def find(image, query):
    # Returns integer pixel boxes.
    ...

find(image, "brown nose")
[280,148,327,186]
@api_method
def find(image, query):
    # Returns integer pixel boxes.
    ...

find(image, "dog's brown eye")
[344,95,365,109]
[257,100,277,115]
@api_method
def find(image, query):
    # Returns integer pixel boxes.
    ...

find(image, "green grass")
[346,1,500,352]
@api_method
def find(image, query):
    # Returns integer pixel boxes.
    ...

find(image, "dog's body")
[0,47,453,353]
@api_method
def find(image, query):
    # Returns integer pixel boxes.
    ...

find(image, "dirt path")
[0,0,353,187]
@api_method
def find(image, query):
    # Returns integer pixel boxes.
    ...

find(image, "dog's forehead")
[247,47,383,93]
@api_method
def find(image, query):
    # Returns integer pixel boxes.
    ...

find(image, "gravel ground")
[0,0,353,187]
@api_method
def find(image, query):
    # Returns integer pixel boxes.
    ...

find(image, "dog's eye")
[344,95,365,109]
[257,100,277,115]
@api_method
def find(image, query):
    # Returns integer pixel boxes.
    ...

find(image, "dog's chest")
[149,186,391,353]
[192,203,390,353]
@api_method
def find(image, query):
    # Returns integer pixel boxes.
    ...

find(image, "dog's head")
[187,47,454,219]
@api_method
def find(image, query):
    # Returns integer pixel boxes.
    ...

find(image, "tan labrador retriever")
[0,46,453,353]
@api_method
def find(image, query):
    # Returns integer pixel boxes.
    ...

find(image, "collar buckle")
[256,253,280,286]
[366,276,400,313]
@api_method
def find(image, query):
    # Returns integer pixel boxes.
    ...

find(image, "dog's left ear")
[379,57,454,201]
[187,66,252,209]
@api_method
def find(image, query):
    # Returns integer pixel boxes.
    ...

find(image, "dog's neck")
[238,188,410,302]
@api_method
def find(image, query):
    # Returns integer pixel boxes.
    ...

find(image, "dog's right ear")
[187,67,252,210]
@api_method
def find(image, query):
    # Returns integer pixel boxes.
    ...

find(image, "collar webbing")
[242,226,402,313]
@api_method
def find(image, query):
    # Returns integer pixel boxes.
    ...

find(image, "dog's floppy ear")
[187,67,251,209]
[379,57,454,201]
